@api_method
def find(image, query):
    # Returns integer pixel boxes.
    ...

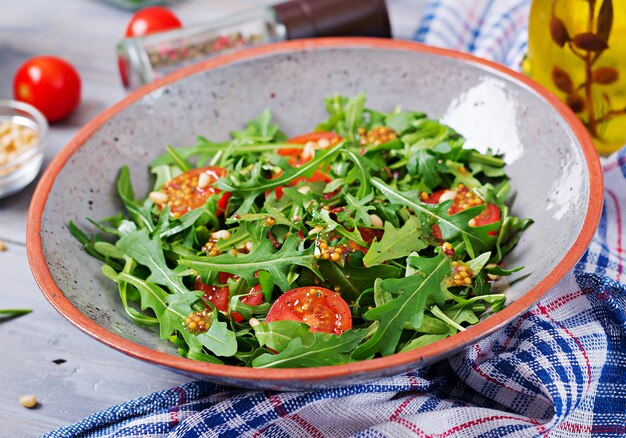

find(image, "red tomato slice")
[348,227,384,253]
[158,167,230,218]
[269,132,339,200]
[219,272,236,284]
[474,203,501,228]
[231,285,264,323]
[265,287,352,335]
[278,132,342,159]
[269,171,332,201]
[194,276,229,312]
[196,276,264,321]
[423,186,501,238]
[423,189,446,205]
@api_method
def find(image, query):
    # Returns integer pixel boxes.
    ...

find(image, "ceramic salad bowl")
[27,38,602,389]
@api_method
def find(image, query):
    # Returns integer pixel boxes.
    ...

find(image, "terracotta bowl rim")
[26,37,603,383]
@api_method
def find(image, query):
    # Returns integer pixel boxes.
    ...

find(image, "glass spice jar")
[117,0,391,90]
[524,0,626,155]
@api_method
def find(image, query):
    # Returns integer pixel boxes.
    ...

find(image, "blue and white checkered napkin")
[47,1,626,436]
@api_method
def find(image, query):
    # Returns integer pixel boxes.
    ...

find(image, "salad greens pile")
[71,94,531,368]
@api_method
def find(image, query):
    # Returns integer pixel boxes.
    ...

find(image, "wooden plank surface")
[0,0,426,435]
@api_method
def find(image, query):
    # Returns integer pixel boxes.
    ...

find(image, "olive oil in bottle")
[525,0,626,154]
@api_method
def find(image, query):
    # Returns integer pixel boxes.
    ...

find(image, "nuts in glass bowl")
[0,100,47,199]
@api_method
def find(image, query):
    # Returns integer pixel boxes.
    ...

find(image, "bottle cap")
[273,0,391,40]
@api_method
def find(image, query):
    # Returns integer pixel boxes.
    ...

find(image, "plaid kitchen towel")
[46,1,626,437]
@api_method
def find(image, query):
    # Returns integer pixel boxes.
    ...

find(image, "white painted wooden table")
[0,0,426,435]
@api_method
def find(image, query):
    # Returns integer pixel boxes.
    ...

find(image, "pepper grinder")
[117,0,391,90]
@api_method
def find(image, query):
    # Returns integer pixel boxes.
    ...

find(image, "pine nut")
[302,141,316,161]
[211,230,231,241]
[309,225,323,235]
[149,191,168,204]
[369,214,384,228]
[19,395,38,409]
[439,190,457,203]
[197,172,211,189]
[317,138,330,148]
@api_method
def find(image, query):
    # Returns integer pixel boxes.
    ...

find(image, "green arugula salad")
[70,94,532,368]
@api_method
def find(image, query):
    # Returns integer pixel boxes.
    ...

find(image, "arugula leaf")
[179,235,320,291]
[117,228,189,295]
[363,216,426,267]
[430,305,466,332]
[352,253,450,359]
[196,309,238,357]
[316,94,365,143]
[314,208,367,247]
[407,149,443,188]
[150,164,178,188]
[253,320,312,352]
[344,192,375,227]
[117,166,154,232]
[344,151,372,199]
[385,110,426,134]
[0,309,32,319]
[166,145,191,171]
[484,264,524,276]
[231,108,281,144]
[116,272,200,339]
[94,241,125,260]
[69,221,111,264]
[159,208,209,239]
[257,270,275,302]
[215,143,343,213]
[464,252,491,276]
[229,295,271,320]
[343,93,366,144]
[252,329,366,368]
[373,277,393,307]
[103,260,159,326]
[317,256,402,302]
[399,334,448,352]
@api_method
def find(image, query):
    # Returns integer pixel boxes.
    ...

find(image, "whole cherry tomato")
[13,56,81,123]
[125,6,182,38]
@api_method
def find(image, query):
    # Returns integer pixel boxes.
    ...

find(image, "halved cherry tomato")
[267,132,340,200]
[347,227,385,253]
[270,171,333,201]
[473,203,501,228]
[424,189,446,205]
[265,287,352,335]
[231,285,264,323]
[278,132,342,161]
[194,276,229,312]
[195,276,264,322]
[158,167,230,217]
[423,185,501,240]
[125,6,182,38]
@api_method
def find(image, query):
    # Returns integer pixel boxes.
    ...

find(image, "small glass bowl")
[0,100,48,199]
